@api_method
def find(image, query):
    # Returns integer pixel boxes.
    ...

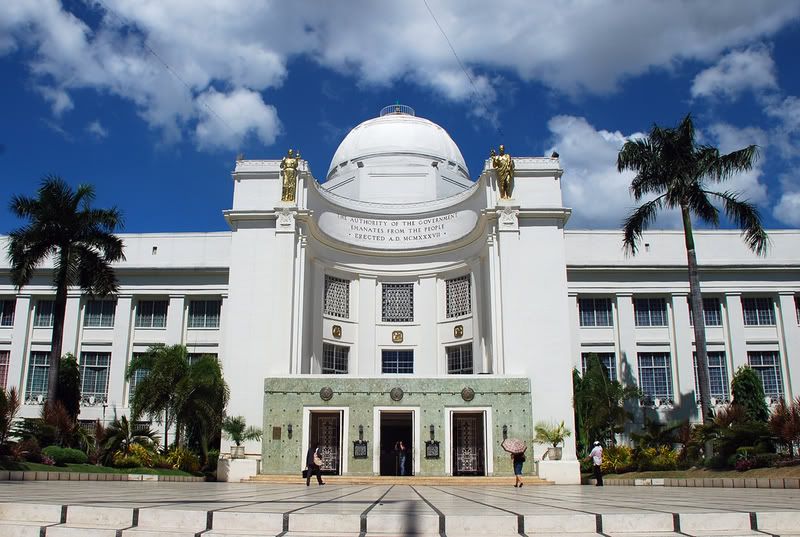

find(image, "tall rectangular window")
[747,351,784,400]
[25,351,50,402]
[689,297,722,327]
[637,352,673,404]
[323,276,350,319]
[188,299,221,328]
[84,299,116,328]
[0,351,9,388]
[382,283,414,323]
[187,353,218,366]
[135,300,168,328]
[322,343,349,374]
[34,300,55,328]
[445,275,471,318]
[579,298,613,327]
[0,300,16,327]
[381,349,414,374]
[581,352,617,380]
[693,351,729,402]
[742,297,775,326]
[128,354,148,404]
[446,344,473,374]
[80,352,111,404]
[634,298,667,327]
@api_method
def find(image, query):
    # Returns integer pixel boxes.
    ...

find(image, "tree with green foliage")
[104,413,159,458]
[0,387,21,448]
[573,355,640,454]
[7,177,124,405]
[177,354,229,463]
[618,114,768,428]
[56,354,81,420]
[221,415,262,447]
[731,366,769,422]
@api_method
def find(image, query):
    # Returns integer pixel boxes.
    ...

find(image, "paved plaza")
[0,482,799,536]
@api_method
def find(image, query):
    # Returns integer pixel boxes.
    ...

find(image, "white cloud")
[1,0,798,149]
[195,88,281,151]
[773,190,800,226]
[691,45,777,100]
[36,85,73,116]
[86,120,108,139]
[706,123,769,206]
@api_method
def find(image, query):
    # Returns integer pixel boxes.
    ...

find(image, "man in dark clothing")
[305,443,325,486]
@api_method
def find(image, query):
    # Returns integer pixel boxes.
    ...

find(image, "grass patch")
[0,461,193,476]
[603,466,800,479]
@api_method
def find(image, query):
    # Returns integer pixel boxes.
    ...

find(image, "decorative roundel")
[390,387,404,401]
[319,387,334,401]
[461,387,475,402]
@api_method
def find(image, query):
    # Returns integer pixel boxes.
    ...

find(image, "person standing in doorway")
[587,441,603,486]
[395,441,408,476]
[512,451,525,487]
[305,442,325,486]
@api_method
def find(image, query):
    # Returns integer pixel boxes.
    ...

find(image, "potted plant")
[534,420,572,460]
[221,416,262,459]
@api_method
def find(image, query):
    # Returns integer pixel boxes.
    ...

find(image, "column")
[671,293,697,411]
[615,294,638,387]
[356,276,376,376]
[567,293,580,369]
[62,293,82,356]
[108,295,133,409]
[165,295,185,345]
[724,293,747,371]
[777,292,799,399]
[7,295,31,390]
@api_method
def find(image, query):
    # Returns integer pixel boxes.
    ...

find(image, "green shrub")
[601,445,635,474]
[751,453,780,469]
[167,446,200,473]
[636,446,679,471]
[112,452,139,468]
[41,446,88,465]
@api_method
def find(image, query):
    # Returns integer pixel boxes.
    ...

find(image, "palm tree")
[176,354,229,463]
[7,176,124,404]
[104,413,160,457]
[618,114,768,427]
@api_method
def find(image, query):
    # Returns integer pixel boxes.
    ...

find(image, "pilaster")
[165,295,185,345]
[615,293,638,386]
[724,293,747,371]
[777,292,798,399]
[7,295,31,390]
[108,295,133,408]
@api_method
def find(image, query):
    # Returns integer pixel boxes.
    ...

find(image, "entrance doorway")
[451,412,486,476]
[379,411,413,476]
[309,411,342,475]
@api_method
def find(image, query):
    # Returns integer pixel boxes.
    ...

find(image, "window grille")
[128,353,148,404]
[324,276,350,318]
[688,297,722,327]
[446,344,473,374]
[188,300,221,328]
[84,299,116,328]
[445,276,471,318]
[381,349,414,374]
[25,351,50,402]
[579,298,613,327]
[382,283,414,322]
[0,300,15,327]
[634,298,667,327]
[742,297,775,326]
[637,352,673,404]
[581,352,616,380]
[322,343,349,374]
[0,351,9,388]
[693,351,729,402]
[187,353,218,366]
[80,352,110,405]
[34,300,55,328]
[747,351,783,400]
[135,300,168,328]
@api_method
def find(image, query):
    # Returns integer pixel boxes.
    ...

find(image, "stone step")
[755,511,800,535]
[525,513,597,533]
[47,505,136,537]
[122,508,208,537]
[244,474,553,485]
[0,502,65,537]
[678,511,761,537]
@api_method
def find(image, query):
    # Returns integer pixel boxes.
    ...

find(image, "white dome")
[322,106,472,204]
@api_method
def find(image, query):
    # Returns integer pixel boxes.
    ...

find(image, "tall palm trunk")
[47,253,70,405]
[682,205,713,425]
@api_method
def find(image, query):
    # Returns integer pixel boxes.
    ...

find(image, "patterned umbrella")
[501,438,527,454]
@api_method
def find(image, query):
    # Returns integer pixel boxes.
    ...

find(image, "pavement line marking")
[358,484,394,537]
[410,485,446,537]
[595,513,611,536]
[429,486,529,537]
[750,511,779,537]
[443,485,608,517]
[274,485,373,537]
[114,507,139,537]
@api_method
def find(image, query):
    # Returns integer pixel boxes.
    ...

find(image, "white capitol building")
[1,105,798,484]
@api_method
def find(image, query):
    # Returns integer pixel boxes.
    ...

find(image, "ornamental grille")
[324,276,350,318]
[382,283,414,322]
[446,276,471,318]
[322,343,349,374]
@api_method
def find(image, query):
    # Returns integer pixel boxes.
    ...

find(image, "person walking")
[587,441,603,486]
[512,451,525,487]
[395,441,408,476]
[305,442,325,486]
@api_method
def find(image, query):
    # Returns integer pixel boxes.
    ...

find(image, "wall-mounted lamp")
[429,424,435,441]
[287,423,293,439]
[358,424,364,441]
[502,424,508,440]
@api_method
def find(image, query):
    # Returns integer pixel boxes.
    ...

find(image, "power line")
[422,0,504,138]
[92,0,238,137]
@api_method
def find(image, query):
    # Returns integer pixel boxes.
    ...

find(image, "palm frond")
[702,145,759,182]
[710,190,770,255]
[621,195,665,256]
[687,186,719,227]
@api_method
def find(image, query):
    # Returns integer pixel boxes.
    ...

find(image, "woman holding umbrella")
[501,437,527,488]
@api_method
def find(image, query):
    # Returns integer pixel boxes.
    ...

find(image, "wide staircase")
[243,474,554,485]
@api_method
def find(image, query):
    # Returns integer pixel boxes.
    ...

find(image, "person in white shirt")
[587,441,604,486]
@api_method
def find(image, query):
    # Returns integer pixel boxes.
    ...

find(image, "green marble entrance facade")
[262,377,533,476]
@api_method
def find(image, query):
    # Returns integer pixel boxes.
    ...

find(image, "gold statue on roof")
[490,144,514,200]
[280,149,301,202]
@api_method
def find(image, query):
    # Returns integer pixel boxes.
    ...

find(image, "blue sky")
[1,1,799,234]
